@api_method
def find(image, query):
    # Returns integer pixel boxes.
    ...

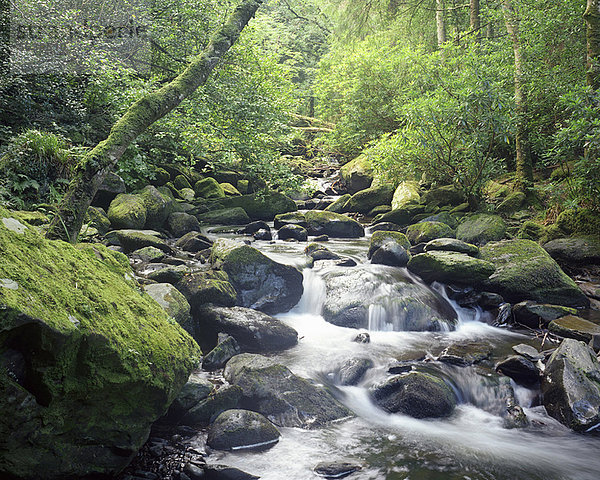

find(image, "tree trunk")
[470,0,481,42]
[503,0,532,190]
[436,0,447,47]
[585,0,600,89]
[46,0,263,242]
[0,0,9,75]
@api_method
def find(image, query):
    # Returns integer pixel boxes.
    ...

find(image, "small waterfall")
[295,268,327,315]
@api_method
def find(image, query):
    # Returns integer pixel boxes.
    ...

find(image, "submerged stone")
[207,409,280,451]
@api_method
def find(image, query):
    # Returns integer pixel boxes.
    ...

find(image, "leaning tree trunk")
[503,0,532,190]
[585,0,600,89]
[436,0,447,47]
[46,0,263,242]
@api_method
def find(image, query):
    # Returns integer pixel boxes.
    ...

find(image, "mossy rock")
[274,211,308,229]
[406,221,455,244]
[147,264,190,285]
[408,251,495,286]
[424,238,479,256]
[178,187,196,202]
[325,194,351,213]
[277,224,308,242]
[139,185,175,229]
[13,210,49,226]
[496,191,526,214]
[114,229,171,254]
[422,185,465,209]
[167,211,201,238]
[512,302,577,328]
[210,240,304,315]
[131,246,166,263]
[484,180,511,199]
[339,154,374,194]
[202,335,241,371]
[237,179,249,194]
[373,204,426,227]
[92,172,126,210]
[304,211,364,238]
[517,221,546,241]
[556,208,600,236]
[392,181,421,210]
[480,239,589,308]
[181,384,244,427]
[419,211,458,229]
[85,206,111,235]
[343,185,394,214]
[220,182,241,196]
[107,193,147,230]
[176,270,237,312]
[173,174,193,191]
[548,315,600,343]
[368,231,411,259]
[368,205,392,217]
[197,207,251,226]
[152,167,170,186]
[220,191,297,221]
[456,214,507,245]
[174,231,212,253]
[207,409,280,451]
[194,177,226,199]
[0,208,200,479]
[143,283,192,329]
[224,353,352,428]
[543,236,600,266]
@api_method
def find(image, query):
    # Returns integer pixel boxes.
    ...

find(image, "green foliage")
[0,130,79,208]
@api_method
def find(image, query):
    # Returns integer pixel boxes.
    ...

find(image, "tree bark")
[46,0,263,242]
[503,0,532,190]
[470,0,481,43]
[436,0,447,47]
[0,0,9,75]
[585,0,600,89]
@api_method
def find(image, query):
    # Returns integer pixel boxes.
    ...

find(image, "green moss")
[343,185,394,214]
[220,191,297,221]
[392,181,421,210]
[173,174,192,190]
[407,251,495,286]
[194,177,226,199]
[369,231,411,258]
[556,208,600,236]
[406,221,455,244]
[325,194,352,213]
[220,182,241,196]
[456,214,507,245]
[107,194,147,229]
[517,221,546,241]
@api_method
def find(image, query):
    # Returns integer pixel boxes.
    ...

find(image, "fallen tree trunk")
[47,0,263,242]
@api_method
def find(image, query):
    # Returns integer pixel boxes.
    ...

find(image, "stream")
[203,228,600,480]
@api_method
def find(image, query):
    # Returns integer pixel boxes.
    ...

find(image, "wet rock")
[313,234,329,242]
[406,221,455,244]
[543,236,600,266]
[92,172,127,209]
[424,238,479,256]
[85,206,111,235]
[480,239,589,308]
[181,385,243,427]
[314,461,363,479]
[548,315,600,345]
[224,354,352,428]
[304,211,364,238]
[176,271,237,311]
[542,338,600,432]
[202,335,241,371]
[147,264,190,284]
[373,204,425,227]
[368,222,404,233]
[305,243,340,261]
[220,191,297,221]
[456,214,506,245]
[183,463,206,480]
[174,232,213,253]
[512,344,544,362]
[495,303,512,325]
[197,306,298,353]
[407,251,495,286]
[322,266,457,331]
[368,231,411,259]
[108,194,147,229]
[207,409,280,451]
[324,194,352,213]
[131,246,166,263]
[253,228,272,241]
[169,374,214,417]
[168,212,201,238]
[278,224,308,241]
[240,221,270,235]
[370,243,410,267]
[420,211,459,229]
[173,174,192,190]
[370,372,457,418]
[512,301,577,328]
[496,191,526,213]
[211,240,303,314]
[115,229,172,254]
[144,283,192,328]
[335,258,357,267]
[197,207,251,226]
[336,357,374,386]
[343,185,394,214]
[139,185,175,230]
[438,342,492,366]
[203,464,259,480]
[495,355,540,385]
[353,332,370,343]
[274,211,309,229]
[478,292,504,308]
[392,181,421,210]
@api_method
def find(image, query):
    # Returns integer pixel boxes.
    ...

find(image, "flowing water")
[206,230,600,480]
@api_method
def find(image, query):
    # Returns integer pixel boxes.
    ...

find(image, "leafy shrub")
[0,130,77,207]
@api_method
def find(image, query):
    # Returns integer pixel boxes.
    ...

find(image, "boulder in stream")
[343,185,394,214]
[407,251,495,287]
[305,210,365,238]
[207,409,280,451]
[224,353,353,428]
[406,221,455,244]
[370,371,457,418]
[107,193,147,229]
[0,209,200,479]
[542,338,600,432]
[456,214,506,245]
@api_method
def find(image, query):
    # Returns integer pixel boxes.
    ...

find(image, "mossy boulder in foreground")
[408,251,495,287]
[0,209,200,479]
[480,239,589,308]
